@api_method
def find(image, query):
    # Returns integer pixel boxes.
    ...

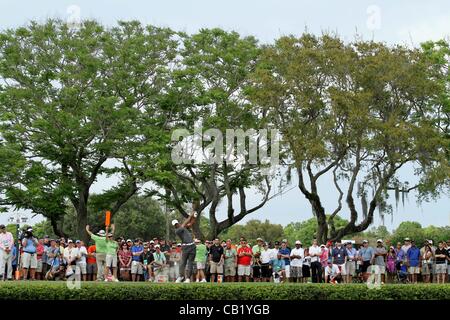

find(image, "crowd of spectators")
[0,224,449,284]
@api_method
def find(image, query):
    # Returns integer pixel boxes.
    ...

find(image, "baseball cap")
[362,240,369,243]
[177,243,181,246]
[404,237,411,241]
[171,219,179,226]
[75,240,81,244]
[150,240,155,244]
[295,240,302,245]
[377,239,383,243]
[97,230,106,236]
[155,244,160,248]
[256,237,263,242]
[0,224,5,229]
[67,239,73,244]
[320,244,325,247]
[195,239,201,243]
[282,239,287,243]
[126,239,132,243]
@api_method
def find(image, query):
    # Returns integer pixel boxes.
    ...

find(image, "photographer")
[21,227,39,280]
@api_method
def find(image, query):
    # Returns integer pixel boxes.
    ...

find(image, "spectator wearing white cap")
[85,225,108,281]
[21,227,38,280]
[168,243,181,281]
[289,240,304,283]
[105,226,119,282]
[75,240,88,281]
[252,238,265,282]
[151,244,167,281]
[309,239,322,283]
[358,240,374,281]
[63,239,80,278]
[260,242,271,282]
[374,239,387,283]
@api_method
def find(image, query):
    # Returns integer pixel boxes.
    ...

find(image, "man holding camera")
[21,227,39,280]
[0,224,14,280]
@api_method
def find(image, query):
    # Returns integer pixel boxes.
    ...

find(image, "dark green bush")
[0,282,448,300]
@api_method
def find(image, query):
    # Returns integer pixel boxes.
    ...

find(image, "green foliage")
[112,196,166,240]
[251,33,450,242]
[283,216,354,247]
[219,219,284,243]
[389,221,450,245]
[0,282,448,300]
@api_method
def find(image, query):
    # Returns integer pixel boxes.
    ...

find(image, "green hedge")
[0,282,449,300]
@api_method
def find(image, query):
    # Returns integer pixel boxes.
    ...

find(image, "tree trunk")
[314,203,328,244]
[50,216,67,238]
[192,216,204,240]
[77,190,90,244]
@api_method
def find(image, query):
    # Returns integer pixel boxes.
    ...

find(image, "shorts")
[361,260,371,273]
[209,261,223,274]
[105,254,117,268]
[260,263,271,278]
[131,261,143,274]
[224,264,236,277]
[76,262,87,274]
[87,263,96,274]
[196,262,206,270]
[302,265,311,278]
[345,261,356,276]
[237,265,251,276]
[370,265,385,274]
[284,265,290,278]
[290,266,302,278]
[408,266,420,274]
[436,264,447,274]
[22,252,37,269]
[36,260,43,273]
[252,265,261,278]
[421,263,432,275]
[337,263,347,276]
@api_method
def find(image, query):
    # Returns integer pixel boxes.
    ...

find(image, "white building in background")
[0,210,45,228]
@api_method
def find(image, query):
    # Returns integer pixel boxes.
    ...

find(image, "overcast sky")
[1,0,449,230]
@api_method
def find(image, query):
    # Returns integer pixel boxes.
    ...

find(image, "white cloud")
[397,15,450,45]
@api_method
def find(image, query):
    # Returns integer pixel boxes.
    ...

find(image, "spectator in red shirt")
[35,239,45,280]
[237,238,252,282]
[87,244,97,281]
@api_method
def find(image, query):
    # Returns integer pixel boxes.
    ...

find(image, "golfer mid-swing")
[172,209,197,283]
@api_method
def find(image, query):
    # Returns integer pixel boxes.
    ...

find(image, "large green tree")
[252,34,450,244]
[421,40,450,162]
[219,219,284,244]
[143,28,277,240]
[0,20,178,242]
